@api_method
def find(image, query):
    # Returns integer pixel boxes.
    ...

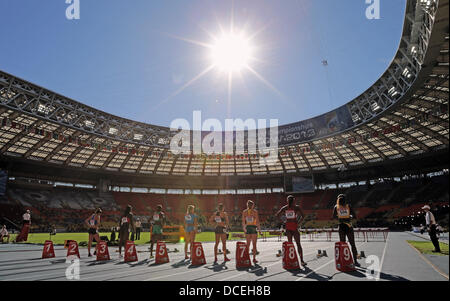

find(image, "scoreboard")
[284,175,315,193]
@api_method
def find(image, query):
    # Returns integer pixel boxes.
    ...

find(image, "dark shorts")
[246,225,258,235]
[215,226,225,234]
[151,233,163,243]
[286,229,300,237]
[88,228,98,235]
[119,231,129,242]
[339,223,353,233]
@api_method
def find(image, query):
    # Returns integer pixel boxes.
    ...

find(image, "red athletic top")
[279,205,301,231]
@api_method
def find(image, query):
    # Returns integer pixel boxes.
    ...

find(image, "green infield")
[5,231,279,246]
[407,240,449,256]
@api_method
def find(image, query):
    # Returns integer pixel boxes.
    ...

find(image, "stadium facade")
[0,0,448,193]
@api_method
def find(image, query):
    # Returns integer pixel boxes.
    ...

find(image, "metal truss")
[0,0,448,178]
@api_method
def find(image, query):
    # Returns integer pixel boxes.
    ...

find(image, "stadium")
[0,0,448,285]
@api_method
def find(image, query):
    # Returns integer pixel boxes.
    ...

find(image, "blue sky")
[0,0,406,128]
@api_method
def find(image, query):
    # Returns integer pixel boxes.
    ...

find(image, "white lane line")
[80,255,191,281]
[1,240,329,281]
[296,242,368,281]
[219,257,280,281]
[220,244,332,282]
[376,233,389,281]
[3,252,187,281]
[144,270,193,281]
[86,242,280,281]
[406,242,449,280]
[295,259,335,281]
[146,242,291,282]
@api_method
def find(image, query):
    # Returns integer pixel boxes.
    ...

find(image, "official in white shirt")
[1,225,10,243]
[23,210,31,225]
[422,205,441,253]
[135,218,142,240]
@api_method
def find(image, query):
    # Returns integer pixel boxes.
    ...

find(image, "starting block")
[317,249,327,258]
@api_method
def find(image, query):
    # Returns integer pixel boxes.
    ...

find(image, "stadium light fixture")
[37,104,48,114]
[388,86,399,97]
[84,120,94,129]
[109,127,118,135]
[371,102,381,112]
[351,114,361,123]
[402,68,413,79]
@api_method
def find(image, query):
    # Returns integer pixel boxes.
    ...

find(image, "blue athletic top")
[89,214,98,226]
[185,213,196,224]
[185,214,196,232]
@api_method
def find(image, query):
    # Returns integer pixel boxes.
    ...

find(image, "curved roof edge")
[0,0,443,150]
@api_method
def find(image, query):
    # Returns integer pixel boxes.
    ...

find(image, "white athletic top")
[135,221,142,227]
[23,213,31,221]
[0,228,7,235]
[425,211,436,226]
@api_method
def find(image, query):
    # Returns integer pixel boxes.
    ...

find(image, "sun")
[162,16,282,105]
[210,32,253,73]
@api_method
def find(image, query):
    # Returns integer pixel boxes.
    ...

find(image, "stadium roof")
[0,0,448,188]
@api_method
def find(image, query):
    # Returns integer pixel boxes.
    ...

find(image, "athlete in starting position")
[184,205,198,260]
[150,205,166,258]
[276,195,307,266]
[85,208,102,257]
[209,203,230,263]
[332,194,359,266]
[242,200,261,264]
[118,205,135,258]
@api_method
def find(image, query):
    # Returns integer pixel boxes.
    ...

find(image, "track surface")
[0,232,447,281]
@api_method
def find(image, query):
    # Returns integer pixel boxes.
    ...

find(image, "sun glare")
[210,32,252,72]
[163,17,282,105]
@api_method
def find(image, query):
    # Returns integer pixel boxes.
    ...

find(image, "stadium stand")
[1,174,447,232]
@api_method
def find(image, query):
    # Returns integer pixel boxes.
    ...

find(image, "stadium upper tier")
[0,0,448,181]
